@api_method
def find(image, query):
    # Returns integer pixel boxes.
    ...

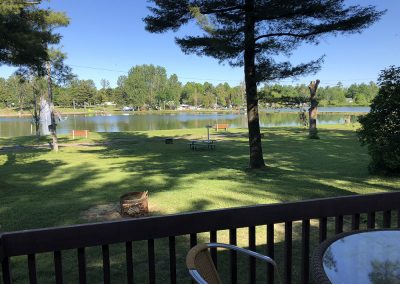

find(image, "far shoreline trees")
[144,0,384,168]
[0,66,380,112]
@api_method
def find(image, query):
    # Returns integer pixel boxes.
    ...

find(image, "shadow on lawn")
[2,127,400,283]
[1,127,399,232]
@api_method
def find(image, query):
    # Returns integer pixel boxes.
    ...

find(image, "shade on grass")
[1,125,399,231]
[0,125,399,283]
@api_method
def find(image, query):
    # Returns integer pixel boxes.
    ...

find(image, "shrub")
[358,66,400,175]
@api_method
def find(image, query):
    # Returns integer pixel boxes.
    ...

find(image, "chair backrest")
[186,243,222,284]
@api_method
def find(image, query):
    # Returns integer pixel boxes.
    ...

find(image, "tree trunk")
[244,0,265,168]
[18,92,23,118]
[32,91,41,139]
[47,62,59,151]
[308,80,320,139]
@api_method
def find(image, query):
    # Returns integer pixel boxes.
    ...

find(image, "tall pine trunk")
[244,0,265,168]
[32,91,41,139]
[308,80,320,139]
[47,62,59,151]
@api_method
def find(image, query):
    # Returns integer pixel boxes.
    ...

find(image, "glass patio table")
[312,229,400,284]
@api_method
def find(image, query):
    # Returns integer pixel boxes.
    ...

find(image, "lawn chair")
[186,243,279,284]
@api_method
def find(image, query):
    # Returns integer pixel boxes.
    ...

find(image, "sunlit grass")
[1,125,399,282]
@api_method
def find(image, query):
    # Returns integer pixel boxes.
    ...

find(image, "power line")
[69,64,377,84]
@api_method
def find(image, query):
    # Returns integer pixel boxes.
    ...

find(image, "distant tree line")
[259,82,378,107]
[0,64,378,111]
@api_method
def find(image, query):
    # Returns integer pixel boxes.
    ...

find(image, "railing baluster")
[190,233,197,248]
[319,218,327,243]
[368,212,376,229]
[102,245,110,284]
[126,242,134,284]
[284,222,292,284]
[148,239,156,284]
[249,226,256,284]
[189,233,197,284]
[2,257,12,284]
[27,254,37,284]
[54,251,63,284]
[210,231,217,268]
[351,214,360,230]
[77,247,86,284]
[229,228,237,284]
[169,236,177,284]
[383,210,392,228]
[335,215,343,234]
[301,220,310,284]
[398,210,400,228]
[267,224,274,284]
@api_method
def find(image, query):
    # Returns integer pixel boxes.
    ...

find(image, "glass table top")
[323,230,400,284]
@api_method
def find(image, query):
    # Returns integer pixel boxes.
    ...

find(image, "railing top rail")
[1,191,400,259]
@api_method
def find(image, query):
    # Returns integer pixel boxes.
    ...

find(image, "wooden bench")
[188,140,216,150]
[213,124,229,131]
[71,130,89,139]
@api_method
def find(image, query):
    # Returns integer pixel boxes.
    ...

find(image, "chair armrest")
[188,270,209,284]
[206,243,277,268]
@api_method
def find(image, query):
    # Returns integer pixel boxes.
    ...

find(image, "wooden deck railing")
[1,191,400,284]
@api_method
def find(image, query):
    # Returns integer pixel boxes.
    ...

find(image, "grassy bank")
[1,125,399,282]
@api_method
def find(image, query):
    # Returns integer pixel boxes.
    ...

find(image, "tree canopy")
[0,0,68,68]
[358,66,400,175]
[144,0,384,168]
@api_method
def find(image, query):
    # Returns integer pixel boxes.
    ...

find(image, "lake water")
[0,107,369,137]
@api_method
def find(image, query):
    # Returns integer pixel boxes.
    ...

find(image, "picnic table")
[188,140,216,150]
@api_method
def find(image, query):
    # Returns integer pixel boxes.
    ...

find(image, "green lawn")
[1,125,399,283]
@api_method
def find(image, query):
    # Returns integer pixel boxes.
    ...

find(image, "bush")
[358,66,400,175]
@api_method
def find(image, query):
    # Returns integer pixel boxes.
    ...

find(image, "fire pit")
[120,191,149,217]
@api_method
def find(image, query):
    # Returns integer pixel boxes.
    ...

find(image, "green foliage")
[69,79,97,106]
[145,0,384,84]
[181,81,204,106]
[118,65,171,109]
[260,82,378,106]
[358,66,400,175]
[0,0,68,68]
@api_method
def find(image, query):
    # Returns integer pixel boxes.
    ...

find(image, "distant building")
[178,104,191,110]
[102,102,116,106]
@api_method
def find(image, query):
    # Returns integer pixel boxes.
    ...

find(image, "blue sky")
[1,0,399,88]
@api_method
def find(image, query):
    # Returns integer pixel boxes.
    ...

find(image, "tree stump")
[308,80,320,139]
[120,191,149,217]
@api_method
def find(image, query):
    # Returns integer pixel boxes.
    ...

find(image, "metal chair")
[186,243,279,284]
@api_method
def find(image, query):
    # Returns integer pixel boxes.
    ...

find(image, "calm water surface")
[0,107,369,137]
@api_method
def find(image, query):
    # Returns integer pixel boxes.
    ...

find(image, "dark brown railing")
[1,191,400,284]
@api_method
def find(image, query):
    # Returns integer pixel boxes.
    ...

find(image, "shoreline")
[0,108,369,118]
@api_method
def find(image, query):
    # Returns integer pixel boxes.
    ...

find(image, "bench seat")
[188,140,216,150]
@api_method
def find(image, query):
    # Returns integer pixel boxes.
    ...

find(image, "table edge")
[311,228,400,284]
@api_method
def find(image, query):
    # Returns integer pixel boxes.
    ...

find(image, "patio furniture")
[213,124,229,131]
[71,129,89,139]
[186,243,279,284]
[188,140,216,150]
[312,229,400,284]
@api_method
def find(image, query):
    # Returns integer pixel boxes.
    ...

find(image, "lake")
[0,107,369,137]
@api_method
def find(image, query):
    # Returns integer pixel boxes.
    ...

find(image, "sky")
[1,0,399,88]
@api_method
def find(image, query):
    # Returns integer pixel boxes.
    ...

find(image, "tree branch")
[200,5,244,15]
[255,32,312,42]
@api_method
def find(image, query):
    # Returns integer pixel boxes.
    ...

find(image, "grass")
[1,125,399,283]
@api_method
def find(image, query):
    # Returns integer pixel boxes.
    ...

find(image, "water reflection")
[322,231,400,284]
[0,111,363,137]
[369,260,400,284]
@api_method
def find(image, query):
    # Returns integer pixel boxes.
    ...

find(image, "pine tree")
[145,0,384,168]
[0,0,65,68]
